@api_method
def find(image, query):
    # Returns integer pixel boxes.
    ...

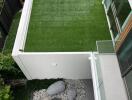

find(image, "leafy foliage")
[0,54,19,73]
[0,53,24,79]
[0,78,13,100]
[0,54,15,71]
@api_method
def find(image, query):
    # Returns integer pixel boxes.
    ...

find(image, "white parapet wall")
[90,53,101,100]
[14,52,92,80]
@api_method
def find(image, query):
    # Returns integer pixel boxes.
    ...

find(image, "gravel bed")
[33,79,94,100]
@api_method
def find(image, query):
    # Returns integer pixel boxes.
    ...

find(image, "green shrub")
[0,53,24,79]
[0,78,13,100]
[0,54,16,71]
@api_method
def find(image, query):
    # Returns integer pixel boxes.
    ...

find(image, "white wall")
[99,54,128,100]
[16,52,92,80]
[12,0,32,55]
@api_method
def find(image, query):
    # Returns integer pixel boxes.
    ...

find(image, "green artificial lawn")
[25,0,111,52]
[3,12,21,54]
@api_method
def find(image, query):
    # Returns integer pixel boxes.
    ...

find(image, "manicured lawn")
[25,0,111,52]
[3,12,21,54]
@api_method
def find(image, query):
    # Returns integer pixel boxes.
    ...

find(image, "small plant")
[0,53,24,79]
[0,54,16,71]
[0,78,13,100]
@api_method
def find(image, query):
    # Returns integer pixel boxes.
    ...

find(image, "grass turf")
[3,12,21,54]
[25,0,111,52]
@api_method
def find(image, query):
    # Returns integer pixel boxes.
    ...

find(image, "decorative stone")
[67,89,77,100]
[47,81,65,96]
